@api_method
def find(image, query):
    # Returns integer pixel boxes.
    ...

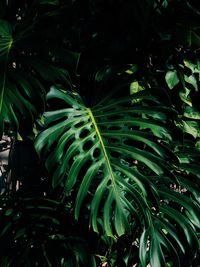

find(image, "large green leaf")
[35,86,200,266]
[35,86,176,236]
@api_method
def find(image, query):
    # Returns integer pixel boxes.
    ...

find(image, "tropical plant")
[0,0,200,267]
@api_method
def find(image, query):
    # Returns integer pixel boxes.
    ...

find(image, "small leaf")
[183,60,197,73]
[165,70,180,89]
[184,74,198,90]
[5,209,13,216]
[130,81,144,95]
[179,88,192,106]
[182,120,199,138]
[184,106,200,119]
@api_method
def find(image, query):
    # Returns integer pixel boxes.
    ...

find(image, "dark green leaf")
[35,87,174,237]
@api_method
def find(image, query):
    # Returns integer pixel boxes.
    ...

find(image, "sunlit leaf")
[165,70,180,89]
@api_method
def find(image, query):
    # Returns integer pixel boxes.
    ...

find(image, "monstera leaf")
[35,87,169,236]
[0,19,35,132]
[0,14,71,136]
[35,86,174,234]
[35,86,200,266]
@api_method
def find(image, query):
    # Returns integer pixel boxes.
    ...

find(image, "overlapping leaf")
[0,19,42,135]
[0,17,71,136]
[0,196,96,267]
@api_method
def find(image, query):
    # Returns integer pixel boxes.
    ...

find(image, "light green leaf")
[184,106,200,119]
[165,70,180,89]
[130,81,144,94]
[183,120,200,138]
[183,60,198,73]
[179,88,192,106]
[184,74,198,90]
[176,120,200,138]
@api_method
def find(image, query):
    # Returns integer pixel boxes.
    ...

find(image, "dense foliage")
[0,0,200,266]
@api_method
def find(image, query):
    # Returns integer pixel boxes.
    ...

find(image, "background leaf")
[165,70,180,89]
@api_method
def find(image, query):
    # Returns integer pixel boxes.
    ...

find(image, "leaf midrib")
[87,108,118,193]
